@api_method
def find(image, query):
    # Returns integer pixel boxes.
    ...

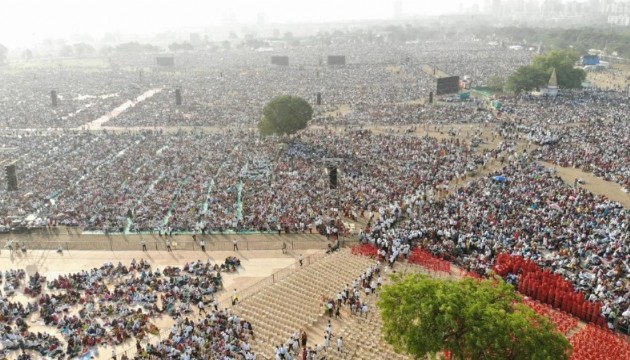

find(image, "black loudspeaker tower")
[51,90,58,107]
[175,89,182,106]
[429,91,434,104]
[5,164,18,191]
[328,166,338,190]
[316,92,322,105]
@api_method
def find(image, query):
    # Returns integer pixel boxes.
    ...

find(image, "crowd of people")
[1,127,489,236]
[2,35,630,351]
[0,39,535,130]
[492,89,630,190]
[532,119,629,190]
[311,101,494,127]
[0,69,148,129]
[363,157,629,334]
[0,258,248,359]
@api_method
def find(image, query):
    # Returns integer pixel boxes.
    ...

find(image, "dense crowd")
[532,119,629,190]
[311,101,494,127]
[0,258,248,359]
[0,69,148,129]
[2,36,630,348]
[495,89,630,190]
[363,159,629,333]
[1,128,488,235]
[1,39,535,130]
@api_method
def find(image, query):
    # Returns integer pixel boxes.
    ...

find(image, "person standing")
[231,289,239,305]
[362,303,369,318]
[141,238,147,252]
[232,239,239,251]
[198,300,206,315]
[166,239,172,252]
[300,330,308,349]
[336,336,344,353]
[298,254,304,267]
[200,239,206,252]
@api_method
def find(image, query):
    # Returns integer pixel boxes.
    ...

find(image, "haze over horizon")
[1,0,481,47]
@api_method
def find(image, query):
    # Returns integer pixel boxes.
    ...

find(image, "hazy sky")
[1,0,470,47]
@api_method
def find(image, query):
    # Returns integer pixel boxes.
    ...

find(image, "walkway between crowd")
[78,88,162,130]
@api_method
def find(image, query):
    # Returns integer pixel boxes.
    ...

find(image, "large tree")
[508,49,586,93]
[378,274,572,360]
[507,65,550,93]
[258,95,313,136]
[533,49,587,89]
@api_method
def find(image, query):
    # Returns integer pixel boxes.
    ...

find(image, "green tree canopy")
[378,274,572,360]
[258,95,313,136]
[533,49,586,88]
[486,76,507,92]
[508,49,586,93]
[507,65,550,93]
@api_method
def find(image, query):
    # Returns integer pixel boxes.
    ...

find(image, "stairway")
[232,249,375,357]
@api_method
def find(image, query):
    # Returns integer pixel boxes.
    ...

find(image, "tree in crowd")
[378,274,572,360]
[0,44,8,64]
[258,95,313,136]
[486,76,507,92]
[508,49,586,93]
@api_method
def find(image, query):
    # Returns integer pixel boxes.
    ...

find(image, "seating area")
[523,298,580,335]
[570,325,630,360]
[495,253,607,327]
[232,249,375,357]
[408,248,451,274]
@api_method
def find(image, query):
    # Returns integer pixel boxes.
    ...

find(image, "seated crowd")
[1,127,488,236]
[0,258,246,359]
[362,158,629,333]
